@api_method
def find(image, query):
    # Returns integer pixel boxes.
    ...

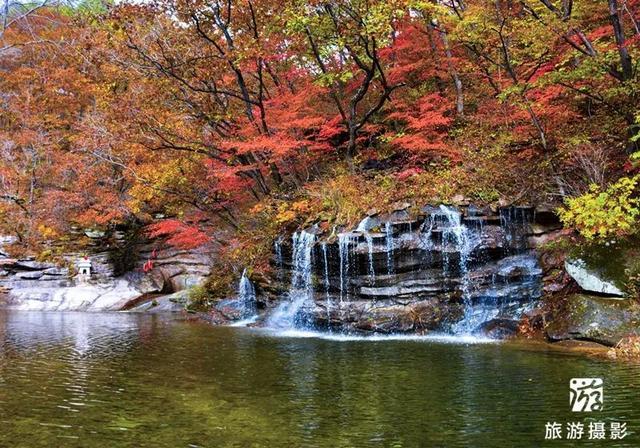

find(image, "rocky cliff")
[0,227,213,312]
[254,204,561,336]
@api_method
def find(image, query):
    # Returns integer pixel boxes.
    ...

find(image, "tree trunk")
[608,0,633,81]
[438,27,464,117]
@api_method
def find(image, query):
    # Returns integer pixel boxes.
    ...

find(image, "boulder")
[15,271,44,280]
[545,294,640,346]
[314,299,463,334]
[128,290,189,313]
[84,229,106,239]
[355,216,380,232]
[215,297,248,321]
[391,202,411,212]
[475,318,520,339]
[565,258,625,297]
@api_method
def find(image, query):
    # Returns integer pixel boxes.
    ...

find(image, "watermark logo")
[570,378,603,412]
[544,378,629,441]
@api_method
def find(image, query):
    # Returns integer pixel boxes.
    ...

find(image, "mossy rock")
[545,294,640,346]
[568,238,640,295]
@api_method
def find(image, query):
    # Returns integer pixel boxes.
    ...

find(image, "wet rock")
[545,294,640,346]
[128,290,189,313]
[497,254,542,277]
[475,319,520,339]
[356,216,380,232]
[533,206,561,227]
[565,258,625,297]
[465,204,492,217]
[84,229,106,239]
[272,203,544,334]
[314,298,463,334]
[386,210,411,223]
[421,204,441,215]
[215,298,249,321]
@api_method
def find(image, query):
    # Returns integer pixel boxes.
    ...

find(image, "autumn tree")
[286,0,407,163]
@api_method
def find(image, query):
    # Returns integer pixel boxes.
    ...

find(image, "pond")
[0,310,638,447]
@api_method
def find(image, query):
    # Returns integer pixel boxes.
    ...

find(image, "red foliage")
[146,219,210,250]
[388,93,458,161]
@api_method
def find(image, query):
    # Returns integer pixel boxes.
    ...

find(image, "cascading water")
[338,233,354,302]
[321,242,332,326]
[267,231,316,329]
[500,207,532,253]
[419,213,436,251]
[321,243,331,295]
[438,205,473,275]
[229,269,258,326]
[274,237,284,280]
[355,217,377,282]
[363,232,376,281]
[264,205,541,339]
[446,206,539,334]
[385,222,394,275]
[434,206,482,334]
[238,269,257,317]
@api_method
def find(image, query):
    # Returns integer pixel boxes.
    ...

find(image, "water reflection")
[0,311,639,447]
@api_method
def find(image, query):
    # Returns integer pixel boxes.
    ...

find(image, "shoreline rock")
[0,224,213,312]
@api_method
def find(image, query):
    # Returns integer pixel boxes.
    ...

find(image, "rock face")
[545,294,640,346]
[0,223,213,312]
[267,205,547,335]
[127,290,191,313]
[565,258,625,297]
[475,318,521,339]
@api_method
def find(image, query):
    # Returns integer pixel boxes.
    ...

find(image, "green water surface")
[0,311,638,447]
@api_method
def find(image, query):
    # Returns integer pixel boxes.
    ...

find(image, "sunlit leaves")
[558,176,640,240]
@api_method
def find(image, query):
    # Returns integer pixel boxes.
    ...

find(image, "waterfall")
[436,205,538,335]
[438,205,473,275]
[274,237,284,280]
[321,242,332,326]
[419,213,436,252]
[238,269,257,317]
[500,207,532,253]
[356,216,378,282]
[262,205,540,338]
[363,232,375,281]
[338,233,354,302]
[267,231,316,329]
[229,269,258,327]
[321,243,330,294]
[385,222,394,275]
[436,206,483,335]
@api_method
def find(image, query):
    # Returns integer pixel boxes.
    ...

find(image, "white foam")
[228,315,260,327]
[251,328,499,344]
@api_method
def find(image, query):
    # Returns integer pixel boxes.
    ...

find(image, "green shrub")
[558,175,640,240]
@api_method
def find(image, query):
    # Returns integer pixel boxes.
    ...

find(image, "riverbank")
[1,203,638,360]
